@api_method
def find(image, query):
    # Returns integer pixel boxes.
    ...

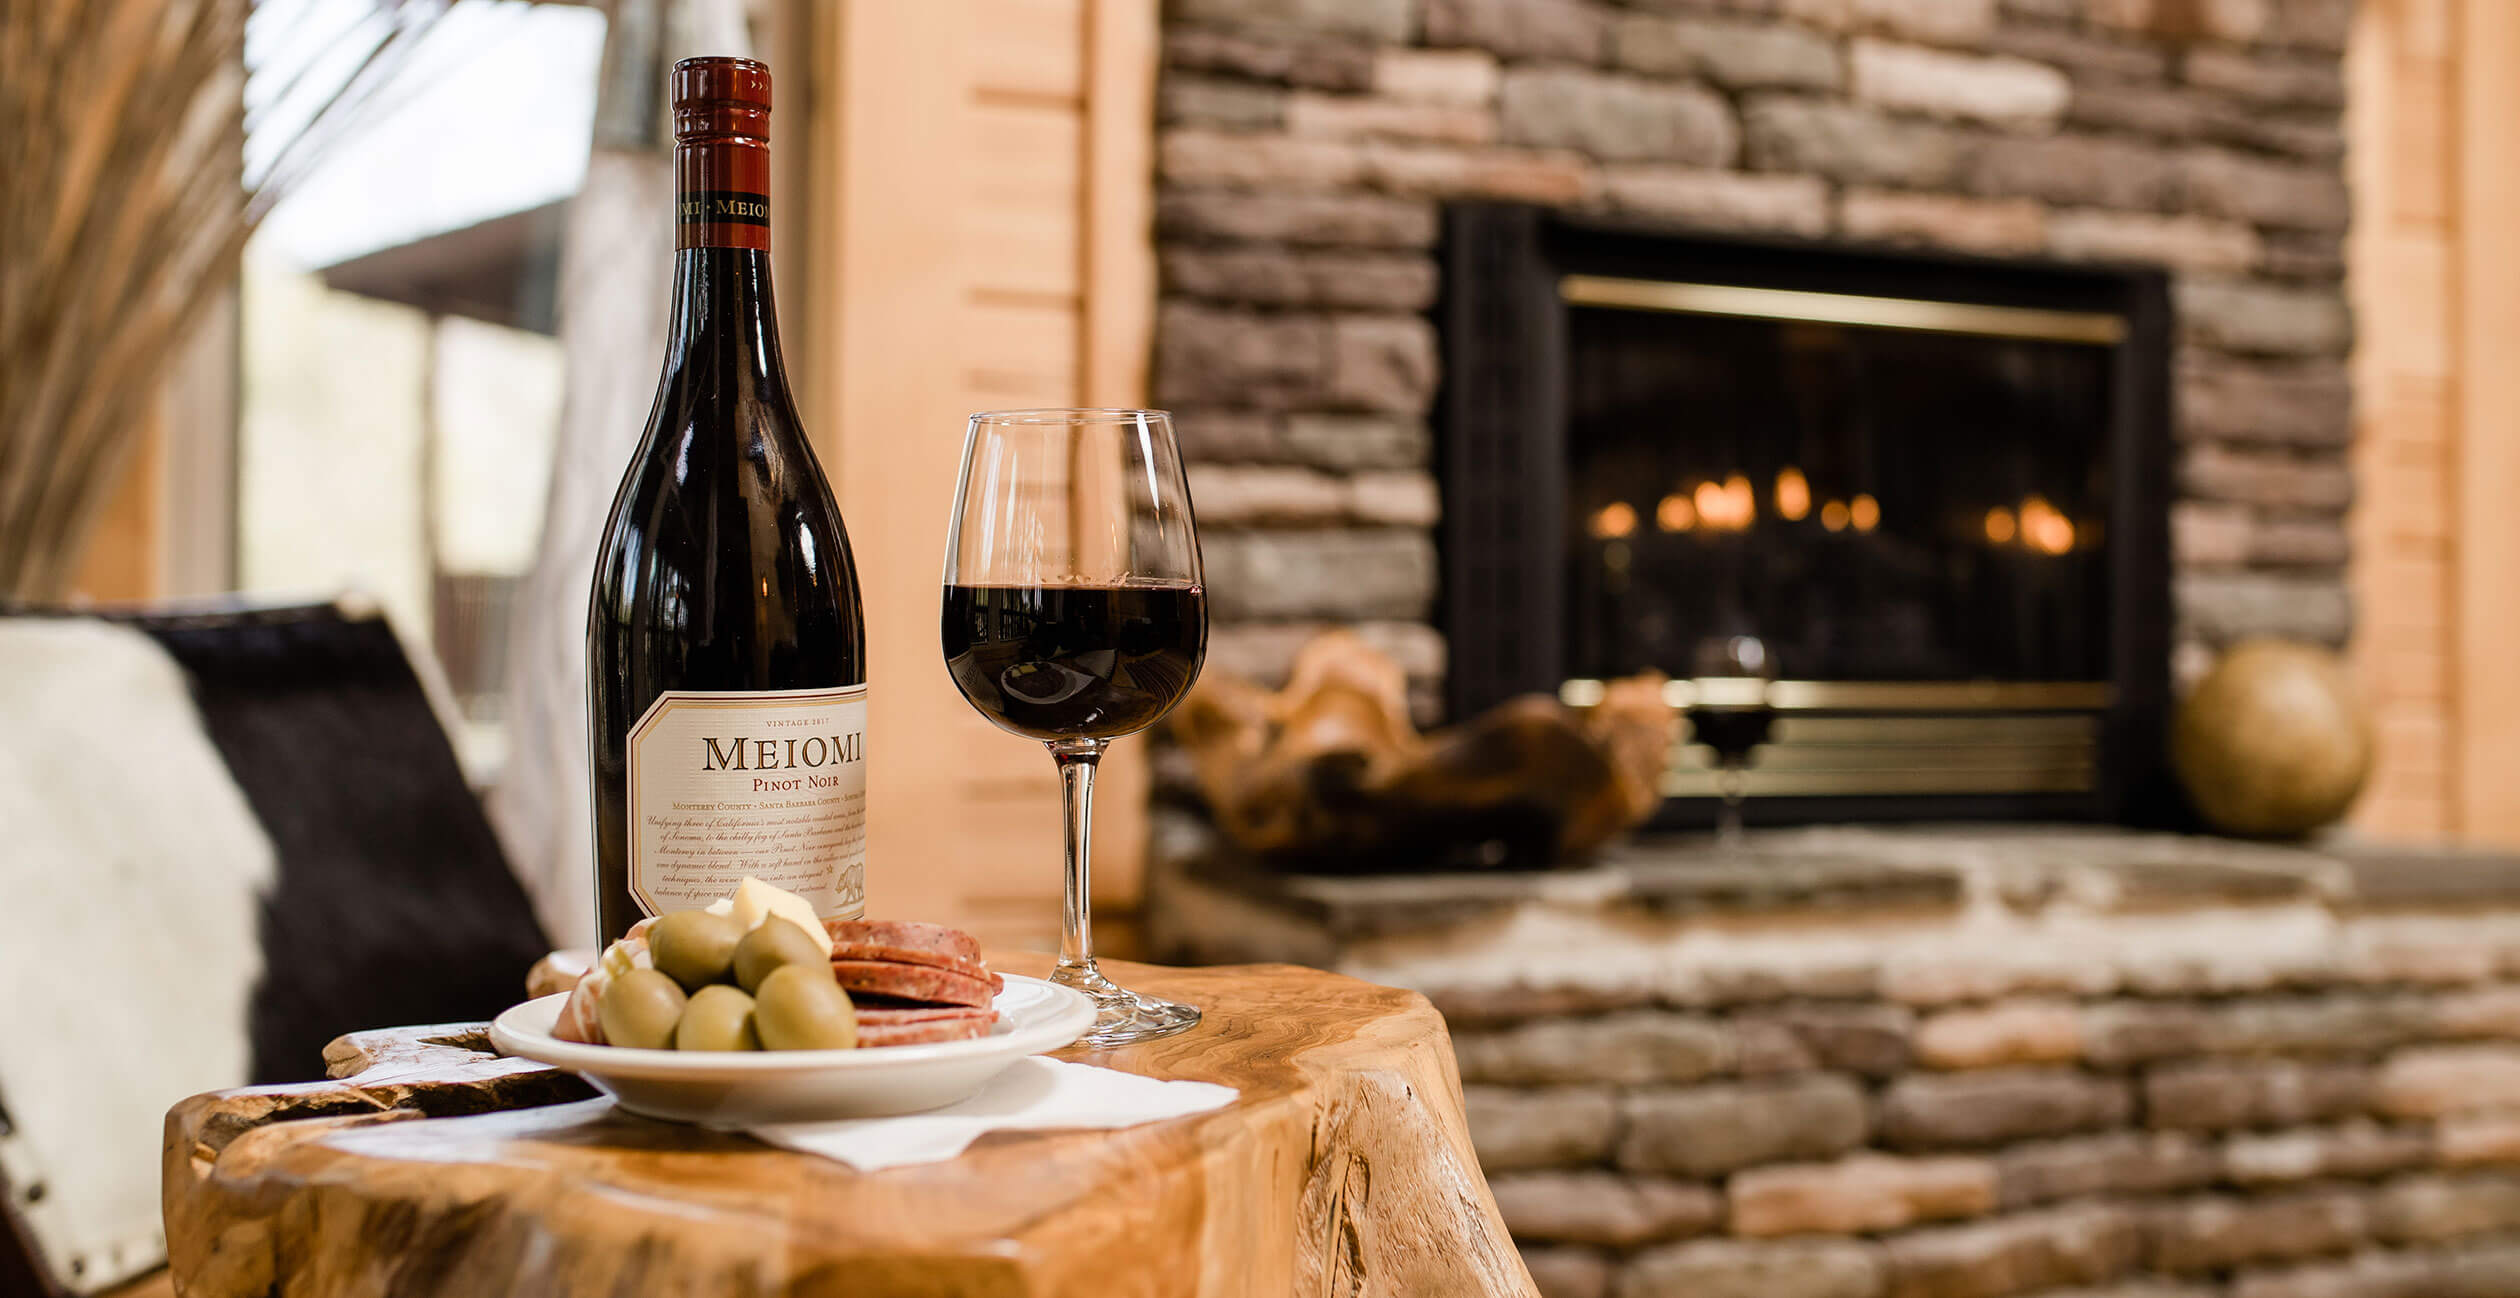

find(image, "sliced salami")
[829,959,995,1008]
[825,918,983,964]
[826,940,991,983]
[855,1014,997,1047]
[553,973,606,1044]
[869,973,999,997]
[853,1004,995,1027]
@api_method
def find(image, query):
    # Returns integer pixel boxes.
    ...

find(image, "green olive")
[674,984,762,1051]
[598,968,686,1050]
[732,916,828,993]
[649,909,746,991]
[753,963,859,1051]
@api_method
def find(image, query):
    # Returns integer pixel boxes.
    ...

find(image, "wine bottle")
[587,56,866,945]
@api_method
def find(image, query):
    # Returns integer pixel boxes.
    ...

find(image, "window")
[239,0,606,774]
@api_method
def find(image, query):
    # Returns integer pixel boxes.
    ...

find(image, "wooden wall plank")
[967,203,1082,300]
[2364,642,2451,705]
[1079,0,1158,411]
[1075,0,1163,905]
[2454,0,2520,841]
[809,0,1162,945]
[971,104,1085,213]
[2390,56,2454,229]
[2365,560,2448,643]
[2380,712,2453,779]
[820,0,1062,932]
[2350,0,2456,839]
[965,296,1081,398]
[2384,375,2454,451]
[2372,238,2455,376]
[966,103,1087,301]
[972,0,1086,102]
[2374,448,2451,550]
[2406,0,2455,58]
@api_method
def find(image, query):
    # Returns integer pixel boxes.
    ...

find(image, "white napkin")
[747,1058,1239,1171]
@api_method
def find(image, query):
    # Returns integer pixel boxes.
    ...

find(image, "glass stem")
[1050,738,1108,988]
[1717,761,1747,848]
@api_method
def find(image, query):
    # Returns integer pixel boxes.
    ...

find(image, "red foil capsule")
[672,56,771,252]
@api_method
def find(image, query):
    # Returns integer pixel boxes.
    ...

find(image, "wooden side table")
[162,958,1536,1298]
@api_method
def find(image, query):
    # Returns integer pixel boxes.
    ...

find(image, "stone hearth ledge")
[1143,823,2520,1022]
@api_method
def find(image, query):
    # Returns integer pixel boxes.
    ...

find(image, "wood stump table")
[162,957,1536,1298]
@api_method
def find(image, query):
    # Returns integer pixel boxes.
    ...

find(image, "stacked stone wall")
[1457,967,2520,1298]
[1146,827,2520,1298]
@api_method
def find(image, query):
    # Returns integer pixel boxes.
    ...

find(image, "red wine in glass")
[943,582,1205,742]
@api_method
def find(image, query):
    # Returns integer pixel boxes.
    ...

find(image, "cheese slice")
[730,875,833,956]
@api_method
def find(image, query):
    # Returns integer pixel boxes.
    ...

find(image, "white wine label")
[625,685,867,922]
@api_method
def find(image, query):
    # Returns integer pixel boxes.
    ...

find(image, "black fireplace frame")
[1436,203,2177,827]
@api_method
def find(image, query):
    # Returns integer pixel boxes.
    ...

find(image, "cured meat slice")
[845,976,1004,1008]
[829,959,995,1008]
[826,940,991,983]
[553,973,606,1044]
[855,1014,997,1047]
[853,1004,995,1027]
[853,1004,996,1047]
[825,919,983,964]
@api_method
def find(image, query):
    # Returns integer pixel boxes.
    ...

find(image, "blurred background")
[19,1,2520,1296]
[22,0,2489,950]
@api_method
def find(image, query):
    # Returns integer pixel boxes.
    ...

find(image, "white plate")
[489,974,1097,1125]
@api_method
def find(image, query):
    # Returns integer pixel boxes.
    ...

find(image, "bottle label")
[625,685,867,921]
[678,190,771,228]
[676,180,770,251]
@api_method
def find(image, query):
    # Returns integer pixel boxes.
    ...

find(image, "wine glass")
[1688,634,1775,848]
[941,409,1207,1046]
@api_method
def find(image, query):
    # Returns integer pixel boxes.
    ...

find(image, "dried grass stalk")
[0,0,444,598]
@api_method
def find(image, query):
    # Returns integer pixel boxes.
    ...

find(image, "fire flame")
[2020,495,2075,554]
[1983,498,2076,553]
[1776,467,1810,521]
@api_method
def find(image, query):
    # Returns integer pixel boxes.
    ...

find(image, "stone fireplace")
[1153,0,2355,755]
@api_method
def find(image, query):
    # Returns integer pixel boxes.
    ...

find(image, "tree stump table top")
[162,957,1536,1298]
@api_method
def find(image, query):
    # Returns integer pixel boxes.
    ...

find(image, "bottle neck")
[662,246,787,393]
[667,127,785,389]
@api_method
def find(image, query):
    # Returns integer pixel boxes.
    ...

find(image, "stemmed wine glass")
[940,409,1207,1046]
[1688,634,1776,849]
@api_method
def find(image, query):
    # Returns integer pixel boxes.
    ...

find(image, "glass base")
[1052,961,1202,1047]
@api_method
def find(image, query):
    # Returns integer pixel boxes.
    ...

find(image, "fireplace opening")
[1440,204,2174,828]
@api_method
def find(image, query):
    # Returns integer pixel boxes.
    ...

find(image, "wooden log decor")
[1169,630,1677,872]
[162,957,1536,1298]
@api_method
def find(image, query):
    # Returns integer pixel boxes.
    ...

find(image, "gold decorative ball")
[2172,639,2371,838]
